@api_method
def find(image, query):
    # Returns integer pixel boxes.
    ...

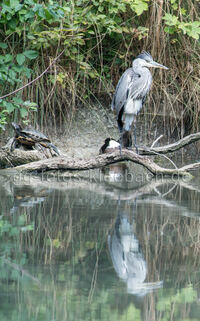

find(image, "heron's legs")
[117,117,123,155]
[119,131,123,155]
[133,120,139,154]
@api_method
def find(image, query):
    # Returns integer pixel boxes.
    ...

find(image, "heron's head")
[133,51,168,70]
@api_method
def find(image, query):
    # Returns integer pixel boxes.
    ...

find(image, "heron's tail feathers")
[124,114,134,131]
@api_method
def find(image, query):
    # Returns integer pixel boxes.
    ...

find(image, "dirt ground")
[51,105,162,159]
[51,106,118,158]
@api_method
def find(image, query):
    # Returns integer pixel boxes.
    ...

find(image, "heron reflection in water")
[108,203,163,296]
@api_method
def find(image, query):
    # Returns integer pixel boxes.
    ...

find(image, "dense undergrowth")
[0,0,199,137]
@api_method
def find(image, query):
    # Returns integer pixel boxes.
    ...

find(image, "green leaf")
[187,21,200,40]
[12,97,23,104]
[4,54,13,63]
[163,13,178,26]
[23,50,38,60]
[170,0,178,10]
[10,0,20,8]
[2,4,12,14]
[178,22,189,34]
[20,108,28,117]
[16,53,25,65]
[23,101,38,109]
[98,6,104,12]
[130,0,149,16]
[63,6,71,13]
[0,43,8,49]
[3,102,15,113]
[8,18,17,30]
[23,67,32,78]
[164,26,176,34]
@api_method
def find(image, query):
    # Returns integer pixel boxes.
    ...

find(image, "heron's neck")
[132,62,150,76]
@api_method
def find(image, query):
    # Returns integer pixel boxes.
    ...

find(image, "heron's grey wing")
[111,68,134,116]
[128,69,152,102]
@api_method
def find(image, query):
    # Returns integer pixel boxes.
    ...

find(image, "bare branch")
[150,134,163,148]
[140,132,200,155]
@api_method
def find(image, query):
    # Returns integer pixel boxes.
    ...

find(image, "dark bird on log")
[111,51,168,152]
[99,138,120,154]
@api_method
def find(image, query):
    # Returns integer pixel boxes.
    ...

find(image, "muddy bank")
[50,106,200,164]
[1,105,199,165]
[47,106,167,159]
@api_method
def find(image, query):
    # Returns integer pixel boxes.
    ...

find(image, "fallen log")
[0,146,47,168]
[3,149,199,178]
[0,138,58,168]
[0,132,200,178]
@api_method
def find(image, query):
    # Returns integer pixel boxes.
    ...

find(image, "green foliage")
[0,0,62,128]
[129,0,149,16]
[0,214,33,288]
[0,214,34,272]
[163,13,200,40]
[0,0,150,129]
[0,48,38,128]
[157,286,198,320]
[0,0,199,132]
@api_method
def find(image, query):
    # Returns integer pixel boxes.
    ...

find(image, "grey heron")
[111,51,168,151]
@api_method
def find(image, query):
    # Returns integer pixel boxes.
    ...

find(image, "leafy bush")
[0,0,199,134]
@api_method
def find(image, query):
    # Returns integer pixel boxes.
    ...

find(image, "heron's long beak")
[150,61,168,70]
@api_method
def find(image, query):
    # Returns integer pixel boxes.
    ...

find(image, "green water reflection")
[0,168,200,321]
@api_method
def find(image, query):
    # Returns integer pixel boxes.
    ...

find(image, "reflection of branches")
[137,197,200,218]
[88,243,99,303]
[2,169,200,295]
[3,258,41,286]
[2,172,200,218]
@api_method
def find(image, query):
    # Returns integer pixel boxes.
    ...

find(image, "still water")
[0,164,200,321]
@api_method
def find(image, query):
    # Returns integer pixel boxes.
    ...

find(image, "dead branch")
[3,149,197,178]
[0,132,200,178]
[139,132,200,155]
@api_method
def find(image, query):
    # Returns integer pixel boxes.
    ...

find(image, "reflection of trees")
[1,172,200,320]
[137,203,200,285]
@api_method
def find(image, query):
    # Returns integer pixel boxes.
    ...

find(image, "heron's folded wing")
[111,68,140,116]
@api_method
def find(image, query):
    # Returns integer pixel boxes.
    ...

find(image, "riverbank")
[1,105,199,165]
